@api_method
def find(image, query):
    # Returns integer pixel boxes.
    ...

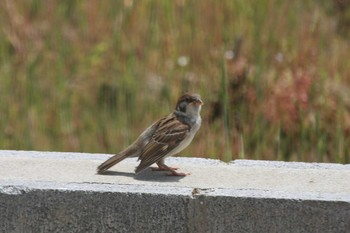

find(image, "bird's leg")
[152,160,190,176]
[167,168,190,176]
[151,160,179,171]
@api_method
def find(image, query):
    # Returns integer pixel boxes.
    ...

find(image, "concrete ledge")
[0,150,349,232]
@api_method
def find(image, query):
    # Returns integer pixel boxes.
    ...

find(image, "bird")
[97,93,203,176]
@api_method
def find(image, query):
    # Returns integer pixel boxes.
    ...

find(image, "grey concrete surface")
[0,150,349,233]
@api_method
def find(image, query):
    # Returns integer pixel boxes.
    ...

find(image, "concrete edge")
[1,180,349,203]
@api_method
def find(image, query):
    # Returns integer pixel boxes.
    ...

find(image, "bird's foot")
[151,166,179,171]
[152,162,189,176]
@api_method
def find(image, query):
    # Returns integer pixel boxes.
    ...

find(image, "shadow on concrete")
[97,170,135,177]
[134,169,185,182]
[97,168,185,182]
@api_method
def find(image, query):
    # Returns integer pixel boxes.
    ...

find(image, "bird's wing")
[135,114,190,173]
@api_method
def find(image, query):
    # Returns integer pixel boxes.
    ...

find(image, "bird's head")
[175,93,203,116]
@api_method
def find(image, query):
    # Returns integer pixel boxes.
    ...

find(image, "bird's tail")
[97,153,128,174]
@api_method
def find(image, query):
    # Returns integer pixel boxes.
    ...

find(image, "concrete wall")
[0,150,349,232]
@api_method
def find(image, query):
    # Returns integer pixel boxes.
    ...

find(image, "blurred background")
[0,0,349,163]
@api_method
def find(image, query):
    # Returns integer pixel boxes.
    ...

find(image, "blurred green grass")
[0,0,349,163]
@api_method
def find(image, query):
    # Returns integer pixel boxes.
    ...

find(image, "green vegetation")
[0,0,349,163]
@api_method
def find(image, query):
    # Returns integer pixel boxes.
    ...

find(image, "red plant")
[264,69,312,132]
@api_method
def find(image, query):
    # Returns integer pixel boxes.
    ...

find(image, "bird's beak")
[194,99,204,106]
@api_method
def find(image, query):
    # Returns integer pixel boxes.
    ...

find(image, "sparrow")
[97,93,203,176]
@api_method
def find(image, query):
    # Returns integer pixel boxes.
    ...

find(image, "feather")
[135,114,190,173]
